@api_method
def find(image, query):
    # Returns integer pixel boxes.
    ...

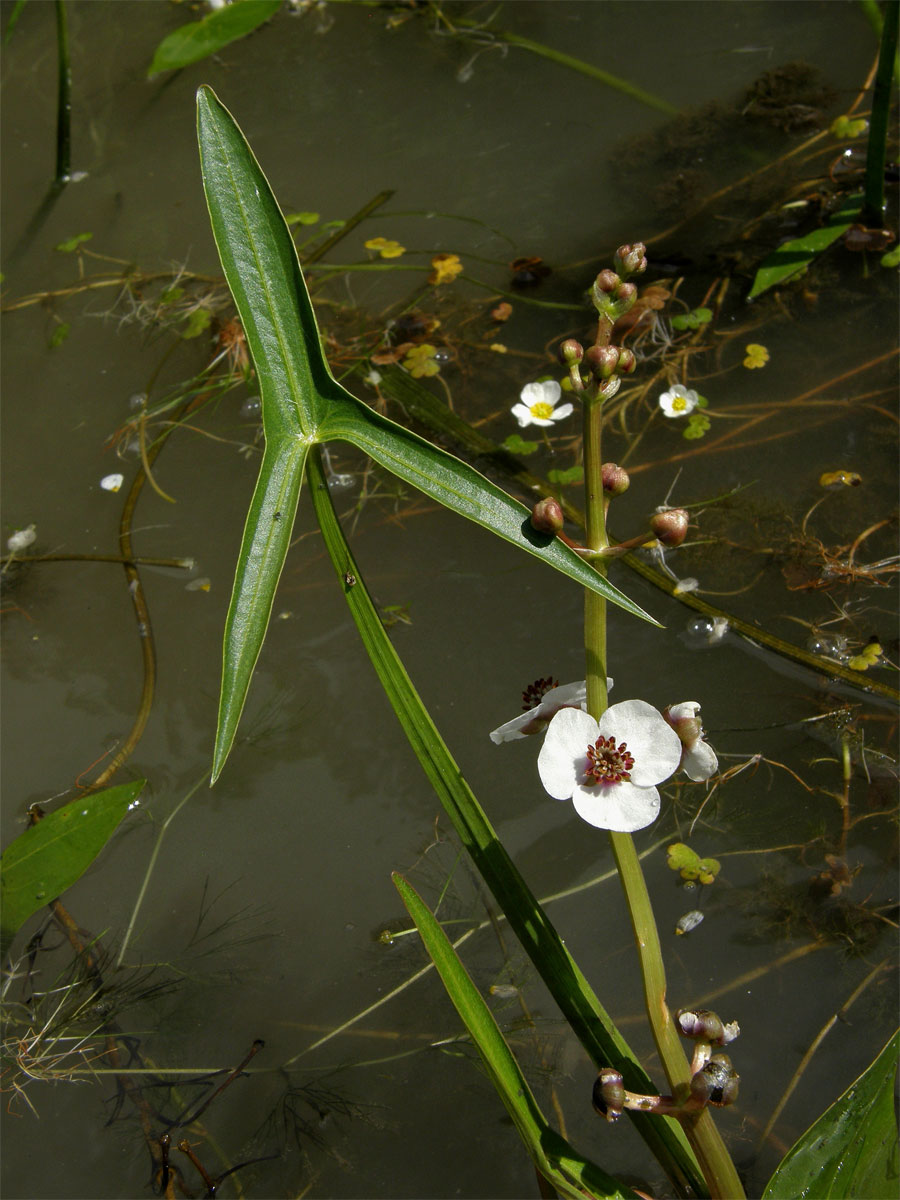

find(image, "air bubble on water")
[128,392,148,411]
[327,472,355,490]
[240,396,261,420]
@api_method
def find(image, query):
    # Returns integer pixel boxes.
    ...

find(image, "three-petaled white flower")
[664,701,718,781]
[538,700,682,832]
[658,384,699,419]
[511,380,574,428]
[490,679,612,744]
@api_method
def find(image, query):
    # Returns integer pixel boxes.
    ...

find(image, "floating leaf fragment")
[403,343,441,378]
[428,253,463,285]
[743,343,769,369]
[54,232,92,253]
[364,236,406,259]
[819,469,862,489]
[830,114,868,138]
[670,307,712,331]
[848,641,882,671]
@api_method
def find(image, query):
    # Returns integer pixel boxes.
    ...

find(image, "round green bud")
[601,462,631,496]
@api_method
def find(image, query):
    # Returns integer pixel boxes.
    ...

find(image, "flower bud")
[592,1069,625,1121]
[676,1008,725,1044]
[689,1054,739,1107]
[601,462,631,496]
[616,282,637,306]
[650,508,689,547]
[594,269,621,295]
[616,348,636,375]
[559,338,584,366]
[614,243,648,277]
[585,345,621,380]
[530,497,565,536]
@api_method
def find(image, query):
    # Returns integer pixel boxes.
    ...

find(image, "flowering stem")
[581,377,744,1200]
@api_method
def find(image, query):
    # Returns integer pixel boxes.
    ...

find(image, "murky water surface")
[2,3,897,1198]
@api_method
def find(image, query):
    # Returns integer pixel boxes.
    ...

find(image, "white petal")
[668,700,700,721]
[538,708,597,800]
[682,739,718,781]
[540,681,586,709]
[572,781,660,832]
[550,402,574,421]
[520,379,560,406]
[597,699,681,787]
[511,403,534,427]
[100,473,125,492]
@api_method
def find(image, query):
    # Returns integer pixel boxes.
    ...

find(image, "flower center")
[585,735,635,785]
[671,395,687,412]
[521,676,559,710]
[529,401,553,419]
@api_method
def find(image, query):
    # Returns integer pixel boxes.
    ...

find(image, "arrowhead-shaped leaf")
[197,86,658,781]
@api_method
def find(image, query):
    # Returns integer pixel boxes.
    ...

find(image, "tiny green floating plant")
[196,86,898,1200]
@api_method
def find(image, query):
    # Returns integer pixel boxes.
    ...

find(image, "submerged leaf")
[148,0,281,78]
[747,194,863,299]
[1,781,145,955]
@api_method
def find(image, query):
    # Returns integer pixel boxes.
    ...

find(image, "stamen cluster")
[586,736,635,784]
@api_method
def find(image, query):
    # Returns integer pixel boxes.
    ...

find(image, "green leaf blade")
[149,1,281,77]
[747,194,863,300]
[213,440,308,781]
[393,873,639,1200]
[1,781,145,955]
[762,1029,900,1199]
[319,397,658,626]
[197,85,330,439]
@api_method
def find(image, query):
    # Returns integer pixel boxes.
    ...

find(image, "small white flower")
[664,701,718,781]
[6,524,36,553]
[489,679,612,744]
[538,700,682,832]
[100,473,125,493]
[659,384,699,419]
[511,380,574,428]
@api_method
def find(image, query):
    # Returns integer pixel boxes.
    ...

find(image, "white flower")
[100,473,124,492]
[489,679,612,744]
[511,380,574,428]
[664,701,718,781]
[658,384,699,419]
[538,700,682,832]
[6,524,36,553]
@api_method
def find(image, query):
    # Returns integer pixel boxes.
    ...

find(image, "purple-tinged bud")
[601,462,631,496]
[689,1054,739,1108]
[616,281,637,306]
[559,338,584,366]
[676,1008,730,1045]
[592,1069,625,1121]
[585,345,621,380]
[594,269,620,295]
[616,348,636,375]
[650,508,689,547]
[531,497,565,536]
[614,243,648,277]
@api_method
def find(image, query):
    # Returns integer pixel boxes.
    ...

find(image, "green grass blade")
[319,395,656,626]
[149,1,281,78]
[307,448,706,1198]
[393,873,639,1200]
[1,780,145,956]
[212,439,308,782]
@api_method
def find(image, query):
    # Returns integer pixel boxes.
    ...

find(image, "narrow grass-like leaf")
[149,1,281,78]
[762,1029,899,1200]
[747,194,862,299]
[307,449,706,1198]
[1,780,145,956]
[213,440,308,781]
[394,873,639,1200]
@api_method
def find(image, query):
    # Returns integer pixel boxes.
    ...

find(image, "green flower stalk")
[580,260,744,1200]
